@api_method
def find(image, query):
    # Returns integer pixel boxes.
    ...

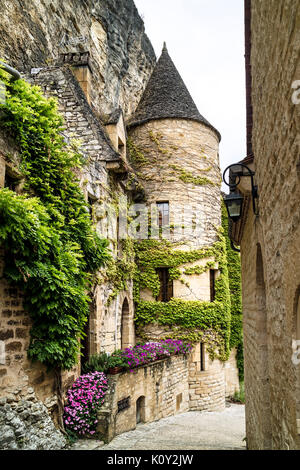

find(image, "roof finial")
[163,41,167,52]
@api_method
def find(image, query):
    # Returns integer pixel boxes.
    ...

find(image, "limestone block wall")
[188,343,225,412]
[224,348,240,397]
[93,285,135,355]
[0,250,72,450]
[97,346,239,443]
[237,0,300,450]
[97,354,190,443]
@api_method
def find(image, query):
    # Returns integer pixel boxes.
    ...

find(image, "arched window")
[121,298,130,350]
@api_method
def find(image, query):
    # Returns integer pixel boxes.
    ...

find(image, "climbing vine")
[133,230,232,361]
[221,201,243,379]
[133,209,243,369]
[104,238,136,304]
[169,164,215,186]
[0,67,110,370]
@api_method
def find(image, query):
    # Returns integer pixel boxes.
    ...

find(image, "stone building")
[225,0,300,450]
[0,0,241,449]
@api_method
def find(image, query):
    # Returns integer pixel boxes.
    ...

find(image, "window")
[4,170,19,191]
[121,298,130,350]
[200,342,205,371]
[156,202,169,229]
[156,268,173,302]
[210,269,216,302]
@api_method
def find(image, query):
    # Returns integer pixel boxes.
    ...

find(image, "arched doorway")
[136,396,145,424]
[256,244,272,448]
[121,297,130,350]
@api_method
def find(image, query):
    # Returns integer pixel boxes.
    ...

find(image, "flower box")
[108,366,123,375]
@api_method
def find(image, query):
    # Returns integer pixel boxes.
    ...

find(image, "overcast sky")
[134,0,246,187]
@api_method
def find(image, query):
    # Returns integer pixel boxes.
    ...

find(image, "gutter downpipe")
[0,61,21,81]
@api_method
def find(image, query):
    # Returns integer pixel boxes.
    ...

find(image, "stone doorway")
[136,396,145,424]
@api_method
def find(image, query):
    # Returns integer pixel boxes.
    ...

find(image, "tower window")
[210,269,216,302]
[200,342,205,371]
[156,202,169,229]
[156,267,173,302]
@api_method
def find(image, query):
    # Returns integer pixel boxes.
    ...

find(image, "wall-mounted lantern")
[222,163,258,223]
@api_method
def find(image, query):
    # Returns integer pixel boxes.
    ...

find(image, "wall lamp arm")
[223,163,259,217]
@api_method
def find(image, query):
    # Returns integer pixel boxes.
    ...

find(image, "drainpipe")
[0,61,21,81]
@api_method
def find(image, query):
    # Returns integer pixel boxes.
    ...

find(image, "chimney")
[59,51,92,105]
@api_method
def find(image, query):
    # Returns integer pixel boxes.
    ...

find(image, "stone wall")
[0,395,67,450]
[96,345,239,443]
[98,355,190,442]
[224,348,240,398]
[188,343,226,412]
[0,0,156,118]
[233,0,300,450]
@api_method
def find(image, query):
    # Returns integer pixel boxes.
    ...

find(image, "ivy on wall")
[133,212,243,374]
[133,232,232,361]
[0,67,110,370]
[0,66,243,376]
[221,201,244,379]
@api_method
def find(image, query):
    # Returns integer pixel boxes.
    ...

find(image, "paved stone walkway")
[71,403,246,451]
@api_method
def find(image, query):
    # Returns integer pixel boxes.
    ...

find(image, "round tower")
[126,45,238,412]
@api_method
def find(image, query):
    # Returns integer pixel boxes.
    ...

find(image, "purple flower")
[63,371,108,438]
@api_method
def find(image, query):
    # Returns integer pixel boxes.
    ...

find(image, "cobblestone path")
[71,403,246,451]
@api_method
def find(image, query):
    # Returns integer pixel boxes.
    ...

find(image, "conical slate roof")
[128,43,221,141]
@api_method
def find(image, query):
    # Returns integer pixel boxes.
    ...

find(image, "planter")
[108,366,123,375]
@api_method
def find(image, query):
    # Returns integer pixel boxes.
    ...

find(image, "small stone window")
[210,269,216,302]
[156,268,173,302]
[156,201,169,229]
[200,342,205,371]
[117,397,131,413]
